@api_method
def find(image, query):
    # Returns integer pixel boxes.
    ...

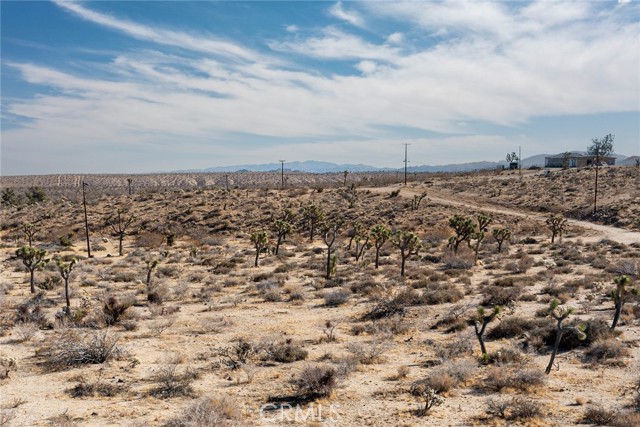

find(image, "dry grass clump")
[414,359,475,394]
[150,362,196,399]
[67,375,128,398]
[583,339,631,365]
[486,396,544,421]
[291,364,338,399]
[323,288,352,306]
[259,337,308,363]
[484,365,545,392]
[164,396,244,427]
[346,339,391,364]
[38,330,120,371]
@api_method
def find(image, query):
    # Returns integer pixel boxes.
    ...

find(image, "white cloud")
[285,24,299,33]
[386,32,404,44]
[329,2,365,28]
[268,27,400,61]
[355,60,377,74]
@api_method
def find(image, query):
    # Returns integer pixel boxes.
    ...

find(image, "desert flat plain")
[1,166,640,427]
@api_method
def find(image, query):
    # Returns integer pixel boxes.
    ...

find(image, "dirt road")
[367,186,640,245]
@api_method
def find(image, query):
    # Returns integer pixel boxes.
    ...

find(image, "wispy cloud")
[329,2,366,28]
[53,0,265,63]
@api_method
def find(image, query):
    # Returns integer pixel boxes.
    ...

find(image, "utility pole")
[403,143,411,186]
[279,160,286,189]
[82,181,92,258]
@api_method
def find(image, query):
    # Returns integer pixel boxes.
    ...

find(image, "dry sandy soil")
[1,167,639,427]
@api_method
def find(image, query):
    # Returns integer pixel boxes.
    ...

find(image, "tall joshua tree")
[545,299,585,374]
[302,204,324,242]
[250,231,269,267]
[492,227,511,254]
[21,222,41,247]
[56,257,77,314]
[471,214,492,264]
[322,223,340,279]
[370,225,390,269]
[392,231,422,277]
[448,215,475,254]
[16,246,50,293]
[106,209,137,256]
[588,134,614,215]
[610,275,637,331]
[545,214,567,244]
[272,219,292,256]
[473,305,501,359]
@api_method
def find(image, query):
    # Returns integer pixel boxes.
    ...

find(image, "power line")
[402,143,411,186]
[279,160,286,189]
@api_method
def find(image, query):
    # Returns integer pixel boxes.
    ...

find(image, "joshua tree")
[545,214,567,243]
[21,222,41,247]
[302,204,325,241]
[588,134,614,214]
[106,209,137,256]
[346,222,363,251]
[126,178,133,195]
[545,299,585,374]
[56,257,77,314]
[272,219,293,256]
[505,152,519,168]
[473,305,501,358]
[16,246,50,293]
[412,191,427,211]
[561,151,572,170]
[322,223,340,279]
[343,170,348,186]
[448,215,475,254]
[471,214,493,264]
[492,227,511,253]
[370,225,391,269]
[392,231,422,277]
[354,230,369,262]
[250,231,269,267]
[145,257,159,295]
[410,384,445,416]
[610,275,637,331]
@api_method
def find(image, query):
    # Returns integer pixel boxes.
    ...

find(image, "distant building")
[544,152,616,168]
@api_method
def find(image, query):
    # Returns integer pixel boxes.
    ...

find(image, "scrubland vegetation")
[0,166,639,426]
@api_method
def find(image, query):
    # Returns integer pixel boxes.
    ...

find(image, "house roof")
[545,151,615,160]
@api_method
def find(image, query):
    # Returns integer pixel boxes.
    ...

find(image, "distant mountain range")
[179,153,631,174]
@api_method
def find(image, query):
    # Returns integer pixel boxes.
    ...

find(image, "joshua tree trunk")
[29,269,35,293]
[64,278,71,312]
[275,234,283,255]
[254,249,260,267]
[545,319,563,374]
[400,250,407,277]
[118,234,124,257]
[375,247,381,269]
[611,297,622,331]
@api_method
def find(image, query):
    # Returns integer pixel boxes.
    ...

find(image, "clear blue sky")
[2,1,639,175]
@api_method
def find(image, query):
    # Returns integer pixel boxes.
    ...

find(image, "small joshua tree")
[545,214,567,243]
[545,299,585,374]
[471,214,493,264]
[126,178,133,195]
[250,231,269,267]
[412,191,427,211]
[16,246,50,293]
[492,227,511,254]
[21,222,41,247]
[392,231,422,277]
[370,225,391,269]
[474,305,501,359]
[410,383,445,416]
[322,223,340,279]
[145,257,159,302]
[610,275,637,331]
[56,257,77,314]
[448,215,475,255]
[1,188,17,207]
[346,222,363,251]
[354,229,369,262]
[106,209,137,256]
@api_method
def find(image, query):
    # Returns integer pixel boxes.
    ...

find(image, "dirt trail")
[366,186,640,245]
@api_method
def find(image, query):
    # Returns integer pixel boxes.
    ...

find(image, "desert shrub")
[68,376,127,398]
[39,331,120,371]
[215,339,257,370]
[481,285,522,307]
[410,383,445,416]
[103,294,134,326]
[292,364,337,399]
[582,405,617,425]
[164,396,243,427]
[362,298,407,321]
[324,288,351,306]
[442,253,473,270]
[436,335,474,360]
[485,366,545,392]
[260,338,308,363]
[485,346,527,365]
[583,339,630,365]
[420,283,464,305]
[363,316,410,336]
[487,397,543,420]
[487,317,551,340]
[346,339,391,364]
[13,323,39,342]
[543,318,615,351]
[0,357,17,380]
[414,372,455,394]
[15,295,50,327]
[150,363,195,398]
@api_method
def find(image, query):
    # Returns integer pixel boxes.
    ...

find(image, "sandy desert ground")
[1,166,639,427]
